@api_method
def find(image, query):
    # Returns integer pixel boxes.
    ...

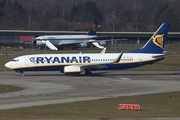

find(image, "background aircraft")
[5,22,169,76]
[31,17,126,50]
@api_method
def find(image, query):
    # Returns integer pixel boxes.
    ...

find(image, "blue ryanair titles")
[30,56,91,64]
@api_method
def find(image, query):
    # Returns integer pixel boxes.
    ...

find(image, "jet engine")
[64,66,83,75]
[32,39,46,46]
[98,41,107,46]
[79,43,88,48]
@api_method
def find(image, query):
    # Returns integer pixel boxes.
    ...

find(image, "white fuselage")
[5,53,164,72]
[35,35,97,44]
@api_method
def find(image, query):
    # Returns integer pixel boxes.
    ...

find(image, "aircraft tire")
[21,72,24,76]
[58,47,64,50]
[72,47,78,50]
[85,71,93,76]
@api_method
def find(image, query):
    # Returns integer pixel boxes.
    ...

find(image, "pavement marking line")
[120,78,131,80]
[115,76,131,80]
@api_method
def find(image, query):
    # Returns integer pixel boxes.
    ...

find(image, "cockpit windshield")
[12,59,19,62]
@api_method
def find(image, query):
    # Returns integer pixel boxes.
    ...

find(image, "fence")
[0,39,180,55]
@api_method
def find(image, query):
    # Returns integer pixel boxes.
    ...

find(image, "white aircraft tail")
[45,40,58,51]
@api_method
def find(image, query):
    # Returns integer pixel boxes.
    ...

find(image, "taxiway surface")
[0,71,180,110]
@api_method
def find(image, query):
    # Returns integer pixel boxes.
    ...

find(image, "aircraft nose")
[5,62,11,69]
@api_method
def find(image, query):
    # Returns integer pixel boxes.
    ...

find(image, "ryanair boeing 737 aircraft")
[5,22,170,76]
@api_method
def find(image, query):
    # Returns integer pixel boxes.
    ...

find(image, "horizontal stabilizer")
[45,40,58,51]
[152,55,165,59]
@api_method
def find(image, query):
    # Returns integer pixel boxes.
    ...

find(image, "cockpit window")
[12,59,19,62]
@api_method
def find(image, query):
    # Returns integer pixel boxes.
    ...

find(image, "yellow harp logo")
[152,34,164,49]
[92,23,97,32]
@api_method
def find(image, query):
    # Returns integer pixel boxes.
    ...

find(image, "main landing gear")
[85,70,93,76]
[19,71,24,76]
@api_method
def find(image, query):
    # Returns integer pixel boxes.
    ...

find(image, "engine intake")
[79,43,88,48]
[98,41,107,46]
[64,66,83,75]
[31,39,46,46]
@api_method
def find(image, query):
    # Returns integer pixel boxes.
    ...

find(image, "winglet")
[100,47,106,54]
[111,51,123,63]
[87,16,97,35]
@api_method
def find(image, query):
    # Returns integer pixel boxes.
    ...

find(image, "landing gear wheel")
[20,72,24,76]
[85,71,93,76]
[72,47,78,50]
[58,47,64,50]
[39,47,43,50]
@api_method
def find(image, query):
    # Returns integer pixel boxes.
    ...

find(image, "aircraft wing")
[58,41,83,45]
[55,36,127,49]
[80,63,108,70]
[45,40,58,50]
[80,51,123,70]
[88,37,127,49]
[57,36,127,45]
[91,36,127,41]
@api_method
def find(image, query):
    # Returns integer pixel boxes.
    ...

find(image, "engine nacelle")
[32,40,46,46]
[64,66,83,75]
[79,43,88,48]
[98,41,107,46]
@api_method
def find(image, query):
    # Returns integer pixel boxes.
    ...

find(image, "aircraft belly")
[99,59,162,70]
[49,40,59,46]
[14,66,64,72]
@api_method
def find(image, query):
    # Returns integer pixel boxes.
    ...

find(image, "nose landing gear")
[21,72,24,76]
[19,71,24,76]
[16,70,24,76]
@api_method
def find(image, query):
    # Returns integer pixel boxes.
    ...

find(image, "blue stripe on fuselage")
[14,58,163,73]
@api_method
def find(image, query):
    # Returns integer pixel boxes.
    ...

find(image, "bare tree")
[130,0,144,31]
[104,8,120,32]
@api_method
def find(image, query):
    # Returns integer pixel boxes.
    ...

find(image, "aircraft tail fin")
[131,22,170,54]
[87,16,97,35]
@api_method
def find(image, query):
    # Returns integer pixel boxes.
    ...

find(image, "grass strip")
[0,91,179,119]
[0,84,22,93]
